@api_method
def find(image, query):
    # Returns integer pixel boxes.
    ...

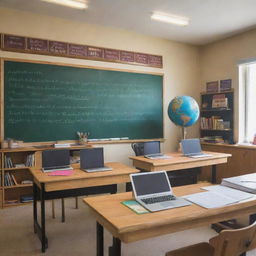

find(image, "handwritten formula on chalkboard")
[4,61,163,142]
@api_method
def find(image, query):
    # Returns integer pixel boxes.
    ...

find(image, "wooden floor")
[1,197,256,256]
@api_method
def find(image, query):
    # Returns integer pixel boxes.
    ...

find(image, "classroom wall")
[0,7,201,165]
[200,28,256,143]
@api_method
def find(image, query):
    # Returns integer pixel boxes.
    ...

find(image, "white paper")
[201,185,254,201]
[183,191,238,209]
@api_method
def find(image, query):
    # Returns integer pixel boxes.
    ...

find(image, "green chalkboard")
[4,60,163,142]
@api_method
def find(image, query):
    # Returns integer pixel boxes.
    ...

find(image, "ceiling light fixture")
[151,12,189,26]
[41,0,88,10]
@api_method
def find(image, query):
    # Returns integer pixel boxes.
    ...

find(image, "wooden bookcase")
[200,90,234,144]
[0,145,91,208]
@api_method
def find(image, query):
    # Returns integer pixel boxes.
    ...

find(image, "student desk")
[29,162,139,253]
[84,182,256,256]
[129,151,231,183]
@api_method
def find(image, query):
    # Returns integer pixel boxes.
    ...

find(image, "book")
[121,200,149,214]
[221,173,256,194]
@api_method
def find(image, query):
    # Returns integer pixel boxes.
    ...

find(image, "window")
[239,62,256,143]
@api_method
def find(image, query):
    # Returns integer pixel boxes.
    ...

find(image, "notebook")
[130,171,191,212]
[42,149,73,172]
[143,141,167,159]
[80,148,112,172]
[181,138,212,158]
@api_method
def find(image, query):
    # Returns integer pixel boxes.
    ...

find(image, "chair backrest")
[210,221,256,256]
[131,143,144,156]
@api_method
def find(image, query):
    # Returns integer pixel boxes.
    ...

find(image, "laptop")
[181,138,212,158]
[130,171,191,212]
[143,141,165,159]
[80,148,112,172]
[42,149,73,172]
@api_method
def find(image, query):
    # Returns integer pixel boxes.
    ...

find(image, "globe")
[168,96,199,127]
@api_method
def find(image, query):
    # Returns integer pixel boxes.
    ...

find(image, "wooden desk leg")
[97,222,104,256]
[109,237,121,256]
[212,165,217,184]
[33,183,38,234]
[40,183,47,253]
[61,198,65,223]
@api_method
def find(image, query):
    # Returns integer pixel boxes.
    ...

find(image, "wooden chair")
[166,221,256,256]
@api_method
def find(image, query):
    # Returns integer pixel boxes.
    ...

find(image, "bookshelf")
[0,144,91,208]
[200,90,234,144]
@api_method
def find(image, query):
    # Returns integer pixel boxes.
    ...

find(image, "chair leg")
[51,200,55,219]
[61,198,65,223]
[75,197,78,209]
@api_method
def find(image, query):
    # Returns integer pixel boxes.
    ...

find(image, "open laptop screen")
[80,148,104,169]
[42,149,70,169]
[143,141,160,155]
[181,139,202,155]
[131,172,171,196]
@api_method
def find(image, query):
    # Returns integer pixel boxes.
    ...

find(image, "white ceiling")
[0,0,256,45]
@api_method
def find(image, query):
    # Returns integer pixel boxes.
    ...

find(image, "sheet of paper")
[201,185,254,201]
[183,191,238,209]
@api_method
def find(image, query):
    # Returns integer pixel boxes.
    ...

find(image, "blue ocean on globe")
[168,96,199,127]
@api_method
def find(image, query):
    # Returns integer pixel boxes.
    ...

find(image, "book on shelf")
[5,199,19,205]
[25,154,35,167]
[4,155,14,168]
[4,172,16,186]
[20,195,33,203]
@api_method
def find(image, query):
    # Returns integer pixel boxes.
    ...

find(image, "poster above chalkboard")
[0,33,163,68]
[3,60,163,143]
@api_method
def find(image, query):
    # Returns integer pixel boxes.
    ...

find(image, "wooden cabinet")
[0,145,91,208]
[200,90,234,144]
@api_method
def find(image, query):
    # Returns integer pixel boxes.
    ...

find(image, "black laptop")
[42,149,72,172]
[80,148,112,172]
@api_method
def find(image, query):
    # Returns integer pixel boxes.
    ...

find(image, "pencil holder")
[79,137,88,145]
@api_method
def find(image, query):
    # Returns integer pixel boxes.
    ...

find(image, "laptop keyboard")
[141,195,176,204]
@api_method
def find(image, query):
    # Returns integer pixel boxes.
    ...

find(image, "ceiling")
[0,0,256,45]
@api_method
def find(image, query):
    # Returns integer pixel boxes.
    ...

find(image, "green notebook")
[121,200,149,214]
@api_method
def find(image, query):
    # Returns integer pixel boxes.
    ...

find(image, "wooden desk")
[29,162,139,252]
[129,151,231,183]
[84,182,256,256]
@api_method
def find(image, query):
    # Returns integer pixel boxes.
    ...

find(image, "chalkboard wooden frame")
[1,58,164,146]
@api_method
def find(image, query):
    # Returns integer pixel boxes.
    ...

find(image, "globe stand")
[182,127,187,140]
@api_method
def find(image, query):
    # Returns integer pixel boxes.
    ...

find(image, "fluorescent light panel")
[41,0,88,9]
[151,12,189,26]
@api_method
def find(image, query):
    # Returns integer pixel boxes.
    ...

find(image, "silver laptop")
[143,141,165,159]
[80,148,112,172]
[181,139,212,158]
[42,149,73,172]
[130,171,191,212]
